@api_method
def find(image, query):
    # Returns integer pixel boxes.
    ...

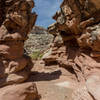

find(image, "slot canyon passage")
[1,0,100,100]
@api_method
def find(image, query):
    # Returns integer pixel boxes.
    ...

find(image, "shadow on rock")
[27,70,62,82]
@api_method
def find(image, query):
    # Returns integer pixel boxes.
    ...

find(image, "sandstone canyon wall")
[0,0,39,100]
[43,0,100,99]
[1,0,100,100]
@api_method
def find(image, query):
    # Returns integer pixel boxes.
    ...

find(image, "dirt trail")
[28,60,77,100]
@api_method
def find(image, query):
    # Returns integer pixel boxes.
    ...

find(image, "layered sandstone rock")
[0,0,37,87]
[43,0,100,99]
[0,83,39,100]
[0,0,39,100]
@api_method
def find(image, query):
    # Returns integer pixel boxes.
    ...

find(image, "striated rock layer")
[0,0,39,100]
[43,0,100,99]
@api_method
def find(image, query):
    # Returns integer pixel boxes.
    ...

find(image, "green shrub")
[30,51,44,60]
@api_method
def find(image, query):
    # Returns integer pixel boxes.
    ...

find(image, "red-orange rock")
[0,83,39,100]
[0,43,24,59]
[0,0,37,87]
[45,0,100,99]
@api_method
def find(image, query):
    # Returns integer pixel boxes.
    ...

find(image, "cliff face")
[0,0,39,100]
[24,26,53,55]
[43,0,100,99]
[1,0,100,100]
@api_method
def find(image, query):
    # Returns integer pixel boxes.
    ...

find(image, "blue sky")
[33,0,63,28]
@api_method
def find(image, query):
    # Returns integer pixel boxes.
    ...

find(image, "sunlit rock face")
[0,0,40,100]
[0,82,40,100]
[43,0,100,99]
[0,0,37,86]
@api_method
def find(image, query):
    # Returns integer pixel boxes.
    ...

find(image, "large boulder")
[0,83,39,100]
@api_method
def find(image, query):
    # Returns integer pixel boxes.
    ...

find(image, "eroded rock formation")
[0,83,39,100]
[0,0,39,100]
[43,0,100,99]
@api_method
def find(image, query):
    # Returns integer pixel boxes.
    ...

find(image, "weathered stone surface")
[0,0,39,99]
[6,56,29,74]
[0,43,24,59]
[0,69,29,87]
[0,83,39,100]
[72,85,93,100]
[42,0,100,99]
[0,0,37,87]
[78,23,100,51]
[86,73,100,100]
